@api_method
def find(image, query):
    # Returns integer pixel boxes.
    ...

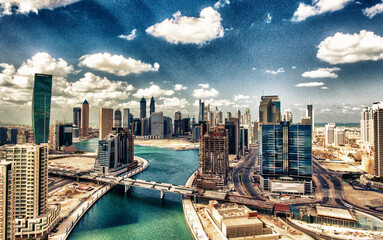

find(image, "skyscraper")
[140,97,146,119]
[0,161,14,240]
[325,123,336,145]
[174,111,182,137]
[361,107,374,145]
[306,101,314,131]
[73,107,81,138]
[123,108,131,128]
[150,97,155,115]
[5,144,60,238]
[373,102,383,176]
[32,73,52,145]
[283,108,293,123]
[151,112,164,138]
[334,127,346,147]
[114,109,122,128]
[243,108,251,126]
[199,99,205,122]
[99,108,113,140]
[51,122,73,150]
[82,100,89,136]
[259,96,281,124]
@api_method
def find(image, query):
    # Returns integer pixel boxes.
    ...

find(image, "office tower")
[215,107,223,126]
[251,121,259,144]
[114,109,122,128]
[207,110,214,127]
[132,118,142,136]
[260,122,312,194]
[95,129,135,175]
[259,96,281,124]
[301,117,311,125]
[181,118,191,135]
[204,104,210,123]
[236,109,242,125]
[123,108,131,128]
[151,112,164,138]
[82,100,89,136]
[197,126,229,187]
[325,123,336,145]
[6,129,17,144]
[199,99,205,122]
[73,107,81,138]
[225,112,232,120]
[141,118,150,136]
[32,73,52,145]
[6,144,60,238]
[334,127,346,147]
[243,108,251,126]
[0,161,14,240]
[174,111,182,137]
[163,116,173,138]
[0,127,7,145]
[374,102,383,176]
[51,122,73,150]
[150,97,155,115]
[225,117,240,156]
[361,107,374,145]
[140,97,146,119]
[283,108,293,123]
[99,108,113,140]
[306,101,314,131]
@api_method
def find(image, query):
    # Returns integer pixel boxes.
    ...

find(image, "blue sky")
[1,0,383,124]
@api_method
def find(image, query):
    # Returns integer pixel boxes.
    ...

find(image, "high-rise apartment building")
[174,111,182,137]
[99,108,113,140]
[5,144,60,238]
[283,109,293,123]
[243,108,251,126]
[306,102,314,131]
[73,107,81,138]
[334,127,346,147]
[325,123,336,145]
[373,102,383,177]
[150,97,155,115]
[82,100,89,136]
[32,74,52,145]
[123,108,132,128]
[361,107,374,145]
[140,97,146,119]
[181,118,191,135]
[215,107,223,126]
[114,109,122,128]
[0,161,14,240]
[225,117,240,156]
[259,96,281,124]
[197,126,229,189]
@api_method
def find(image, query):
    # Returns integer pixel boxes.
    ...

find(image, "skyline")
[1,0,383,123]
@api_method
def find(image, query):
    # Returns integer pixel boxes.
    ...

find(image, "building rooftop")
[316,206,356,221]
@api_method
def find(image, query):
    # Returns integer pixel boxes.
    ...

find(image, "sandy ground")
[49,181,102,217]
[343,183,383,209]
[322,162,363,172]
[135,138,199,150]
[49,156,96,172]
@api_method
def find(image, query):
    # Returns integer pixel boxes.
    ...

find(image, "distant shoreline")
[134,139,199,151]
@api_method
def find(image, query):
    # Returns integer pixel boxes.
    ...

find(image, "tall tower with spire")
[82,99,89,136]
[150,97,155,115]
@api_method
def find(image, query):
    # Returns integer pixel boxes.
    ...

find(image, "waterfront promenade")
[182,172,209,240]
[50,156,149,240]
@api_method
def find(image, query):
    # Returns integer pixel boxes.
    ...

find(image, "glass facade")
[261,122,312,179]
[32,74,52,145]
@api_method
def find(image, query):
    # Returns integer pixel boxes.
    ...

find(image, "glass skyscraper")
[261,122,312,180]
[32,74,52,145]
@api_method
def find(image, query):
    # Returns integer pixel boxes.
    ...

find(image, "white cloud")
[118,29,137,41]
[174,84,187,90]
[295,82,324,87]
[363,2,383,18]
[265,13,272,23]
[301,67,341,78]
[265,67,284,74]
[291,0,352,22]
[158,97,188,109]
[321,86,329,90]
[145,7,224,45]
[234,94,250,101]
[198,83,209,89]
[317,30,383,64]
[252,67,256,71]
[193,87,219,98]
[292,66,296,69]
[0,0,80,15]
[214,0,230,9]
[133,84,174,98]
[193,98,232,107]
[79,53,159,76]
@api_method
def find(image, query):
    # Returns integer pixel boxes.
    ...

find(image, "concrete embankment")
[182,172,209,240]
[50,156,149,240]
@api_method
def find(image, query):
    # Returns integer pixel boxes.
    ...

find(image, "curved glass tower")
[32,73,52,145]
